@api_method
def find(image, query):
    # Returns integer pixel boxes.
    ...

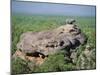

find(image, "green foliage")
[25,52,76,73]
[11,14,96,74]
[12,58,31,74]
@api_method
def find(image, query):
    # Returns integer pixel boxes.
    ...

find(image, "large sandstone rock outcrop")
[13,19,87,66]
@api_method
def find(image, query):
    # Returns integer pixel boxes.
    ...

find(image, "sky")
[12,1,96,16]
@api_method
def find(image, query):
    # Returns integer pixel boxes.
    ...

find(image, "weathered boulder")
[66,19,76,24]
[13,19,87,65]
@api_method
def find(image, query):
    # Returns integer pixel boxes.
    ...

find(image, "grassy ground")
[11,14,96,74]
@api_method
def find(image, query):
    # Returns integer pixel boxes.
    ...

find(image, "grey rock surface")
[17,21,87,56]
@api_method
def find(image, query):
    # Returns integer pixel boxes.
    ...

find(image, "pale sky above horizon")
[12,1,96,16]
